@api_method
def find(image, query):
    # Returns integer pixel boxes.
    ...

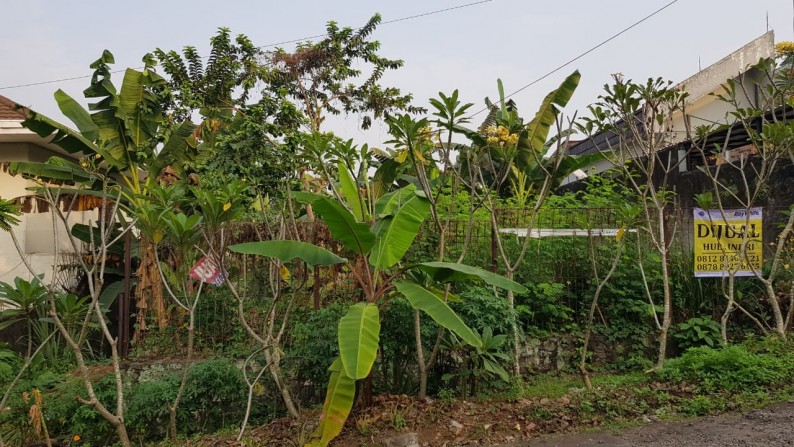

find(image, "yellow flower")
[487,136,499,145]
[72,435,82,442]
[776,41,794,57]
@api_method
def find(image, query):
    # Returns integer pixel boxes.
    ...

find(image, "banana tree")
[229,182,525,447]
[9,50,206,338]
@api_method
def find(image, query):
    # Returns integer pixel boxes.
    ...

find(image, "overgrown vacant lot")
[1,15,794,447]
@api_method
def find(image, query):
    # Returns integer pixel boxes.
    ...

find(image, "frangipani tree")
[228,182,525,447]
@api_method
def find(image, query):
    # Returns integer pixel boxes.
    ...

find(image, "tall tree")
[266,13,423,132]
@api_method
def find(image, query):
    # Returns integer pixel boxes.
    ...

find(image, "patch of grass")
[590,372,648,388]
[520,374,585,398]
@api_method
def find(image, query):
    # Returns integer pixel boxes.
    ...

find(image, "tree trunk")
[264,347,299,417]
[506,270,521,377]
[415,309,428,399]
[655,209,672,369]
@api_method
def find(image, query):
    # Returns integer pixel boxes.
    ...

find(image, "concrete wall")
[0,141,92,286]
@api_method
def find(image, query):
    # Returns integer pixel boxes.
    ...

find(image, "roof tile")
[0,95,28,120]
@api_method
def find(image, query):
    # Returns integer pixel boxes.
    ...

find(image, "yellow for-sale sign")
[693,208,763,278]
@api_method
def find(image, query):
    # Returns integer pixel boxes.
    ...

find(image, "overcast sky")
[1,0,791,148]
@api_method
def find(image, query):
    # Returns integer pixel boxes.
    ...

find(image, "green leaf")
[118,68,148,147]
[99,281,125,313]
[337,161,365,222]
[372,158,399,199]
[519,71,580,169]
[54,90,99,141]
[294,193,375,255]
[369,187,429,270]
[8,160,93,183]
[374,183,416,217]
[411,262,527,293]
[310,359,356,447]
[20,110,100,156]
[149,121,197,178]
[337,303,380,380]
[229,240,346,266]
[395,280,482,349]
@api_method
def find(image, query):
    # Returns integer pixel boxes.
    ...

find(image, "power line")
[468,0,681,117]
[259,0,493,49]
[0,0,493,92]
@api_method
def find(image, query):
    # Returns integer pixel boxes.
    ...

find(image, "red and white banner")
[189,256,225,285]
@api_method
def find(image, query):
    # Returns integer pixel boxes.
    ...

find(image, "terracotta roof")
[0,95,28,120]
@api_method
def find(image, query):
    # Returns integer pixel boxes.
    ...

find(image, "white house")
[566,31,777,182]
[0,95,92,287]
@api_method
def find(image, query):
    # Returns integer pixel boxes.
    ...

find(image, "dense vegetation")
[0,20,793,447]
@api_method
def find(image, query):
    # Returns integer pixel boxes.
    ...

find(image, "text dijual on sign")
[692,208,763,278]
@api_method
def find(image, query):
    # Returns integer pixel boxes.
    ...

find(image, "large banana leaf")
[411,262,527,293]
[369,188,429,270]
[119,68,162,148]
[395,280,482,349]
[20,111,98,157]
[337,303,380,379]
[337,161,365,222]
[308,358,356,447]
[54,90,99,141]
[8,160,93,183]
[294,193,375,255]
[229,240,346,266]
[98,280,125,314]
[374,183,417,217]
[372,158,399,199]
[518,71,580,170]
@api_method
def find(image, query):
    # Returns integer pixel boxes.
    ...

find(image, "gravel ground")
[513,402,794,447]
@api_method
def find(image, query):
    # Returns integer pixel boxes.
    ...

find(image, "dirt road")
[516,402,794,447]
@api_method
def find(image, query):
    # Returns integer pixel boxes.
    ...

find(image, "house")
[0,95,92,287]
[565,31,786,205]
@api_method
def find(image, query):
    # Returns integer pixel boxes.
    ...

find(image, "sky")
[1,0,792,148]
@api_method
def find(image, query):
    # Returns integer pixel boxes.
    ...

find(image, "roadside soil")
[513,401,794,447]
[211,390,793,447]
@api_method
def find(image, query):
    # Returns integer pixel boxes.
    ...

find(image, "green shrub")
[285,302,347,401]
[126,372,180,440]
[673,316,721,350]
[181,358,246,433]
[453,285,513,336]
[659,345,794,393]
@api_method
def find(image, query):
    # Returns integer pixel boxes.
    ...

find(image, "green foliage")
[516,282,575,333]
[395,281,482,349]
[658,344,794,393]
[230,240,347,266]
[673,316,721,350]
[23,359,248,444]
[337,303,381,380]
[440,327,511,398]
[267,14,421,131]
[452,285,514,337]
[285,303,347,401]
[0,198,21,232]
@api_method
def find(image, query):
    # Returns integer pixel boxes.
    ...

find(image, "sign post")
[693,208,763,278]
